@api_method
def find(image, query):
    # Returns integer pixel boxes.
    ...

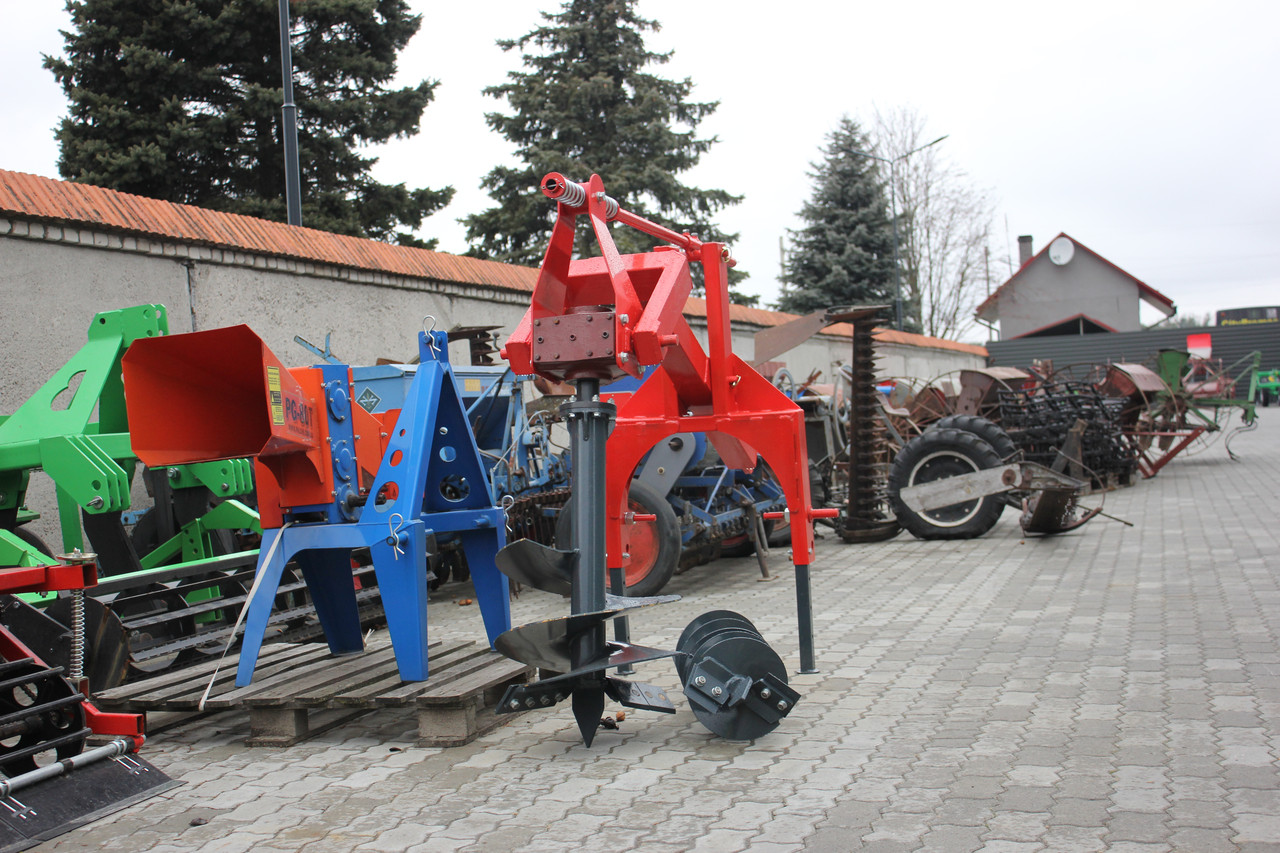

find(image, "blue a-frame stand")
[235,332,510,687]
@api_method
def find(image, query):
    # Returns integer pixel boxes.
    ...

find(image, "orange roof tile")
[0,168,539,293]
[1,168,986,357]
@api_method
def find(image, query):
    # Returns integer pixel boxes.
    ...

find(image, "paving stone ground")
[35,410,1280,852]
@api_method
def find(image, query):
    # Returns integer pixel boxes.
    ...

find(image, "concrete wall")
[995,251,1141,338]
[2,218,983,548]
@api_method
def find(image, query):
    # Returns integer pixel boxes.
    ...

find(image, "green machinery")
[0,305,261,687]
[1256,367,1279,407]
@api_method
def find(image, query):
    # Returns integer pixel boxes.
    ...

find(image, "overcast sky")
[3,2,1277,340]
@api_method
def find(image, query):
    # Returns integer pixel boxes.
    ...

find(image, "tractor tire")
[555,480,680,597]
[888,428,1005,540]
[930,415,1018,461]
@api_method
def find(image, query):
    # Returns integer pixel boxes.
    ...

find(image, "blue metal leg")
[236,526,292,687]
[370,520,431,680]
[295,548,364,658]
[457,526,511,648]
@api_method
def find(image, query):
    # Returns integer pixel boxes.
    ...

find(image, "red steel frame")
[504,173,834,670]
[0,562,145,745]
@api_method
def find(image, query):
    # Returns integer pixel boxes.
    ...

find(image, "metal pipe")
[0,737,139,799]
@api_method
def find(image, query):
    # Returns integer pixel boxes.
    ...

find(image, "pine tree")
[776,117,897,317]
[464,0,752,302]
[45,0,451,244]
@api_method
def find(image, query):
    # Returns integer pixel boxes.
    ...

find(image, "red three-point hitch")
[503,172,831,674]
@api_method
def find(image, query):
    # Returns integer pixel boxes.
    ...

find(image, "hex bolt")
[777,700,789,711]
[760,688,772,699]
[167,468,180,480]
[221,482,230,492]
[694,676,706,687]
[619,314,629,324]
[711,686,723,697]
[509,699,521,710]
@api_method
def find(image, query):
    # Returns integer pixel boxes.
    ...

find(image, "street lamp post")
[852,134,948,331]
[278,0,302,227]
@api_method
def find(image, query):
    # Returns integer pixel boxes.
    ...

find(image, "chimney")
[1018,235,1034,267]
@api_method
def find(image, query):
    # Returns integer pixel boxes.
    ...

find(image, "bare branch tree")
[871,106,998,341]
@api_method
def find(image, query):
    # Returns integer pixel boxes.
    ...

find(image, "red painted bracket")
[502,173,827,572]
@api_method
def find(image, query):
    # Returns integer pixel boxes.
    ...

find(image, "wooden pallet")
[93,639,534,748]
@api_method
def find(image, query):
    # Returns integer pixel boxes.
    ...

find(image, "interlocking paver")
[26,416,1280,852]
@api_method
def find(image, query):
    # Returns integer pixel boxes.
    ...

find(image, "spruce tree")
[45,0,451,244]
[776,117,897,317]
[465,0,752,302]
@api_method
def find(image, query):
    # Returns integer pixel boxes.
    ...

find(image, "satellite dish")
[1048,236,1075,266]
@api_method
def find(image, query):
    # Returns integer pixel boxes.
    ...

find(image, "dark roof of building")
[1011,313,1119,339]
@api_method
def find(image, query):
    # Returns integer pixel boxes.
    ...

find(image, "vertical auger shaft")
[565,378,611,746]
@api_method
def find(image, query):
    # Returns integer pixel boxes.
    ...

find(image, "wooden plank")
[95,643,324,710]
[334,641,481,707]
[372,645,497,705]
[130,642,348,711]
[232,638,450,708]
[238,649,403,708]
[94,637,531,748]
[201,642,357,709]
[416,656,533,705]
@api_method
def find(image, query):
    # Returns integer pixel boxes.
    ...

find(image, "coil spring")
[69,589,85,682]
[543,176,620,218]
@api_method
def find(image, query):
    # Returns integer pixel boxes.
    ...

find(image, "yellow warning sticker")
[267,366,284,426]
[464,378,483,393]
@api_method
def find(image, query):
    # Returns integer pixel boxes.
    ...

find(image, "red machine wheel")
[555,480,680,597]
[617,482,680,595]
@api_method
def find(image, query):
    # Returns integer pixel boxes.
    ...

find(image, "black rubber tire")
[555,480,680,597]
[9,526,55,561]
[888,428,1005,540]
[930,415,1018,461]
